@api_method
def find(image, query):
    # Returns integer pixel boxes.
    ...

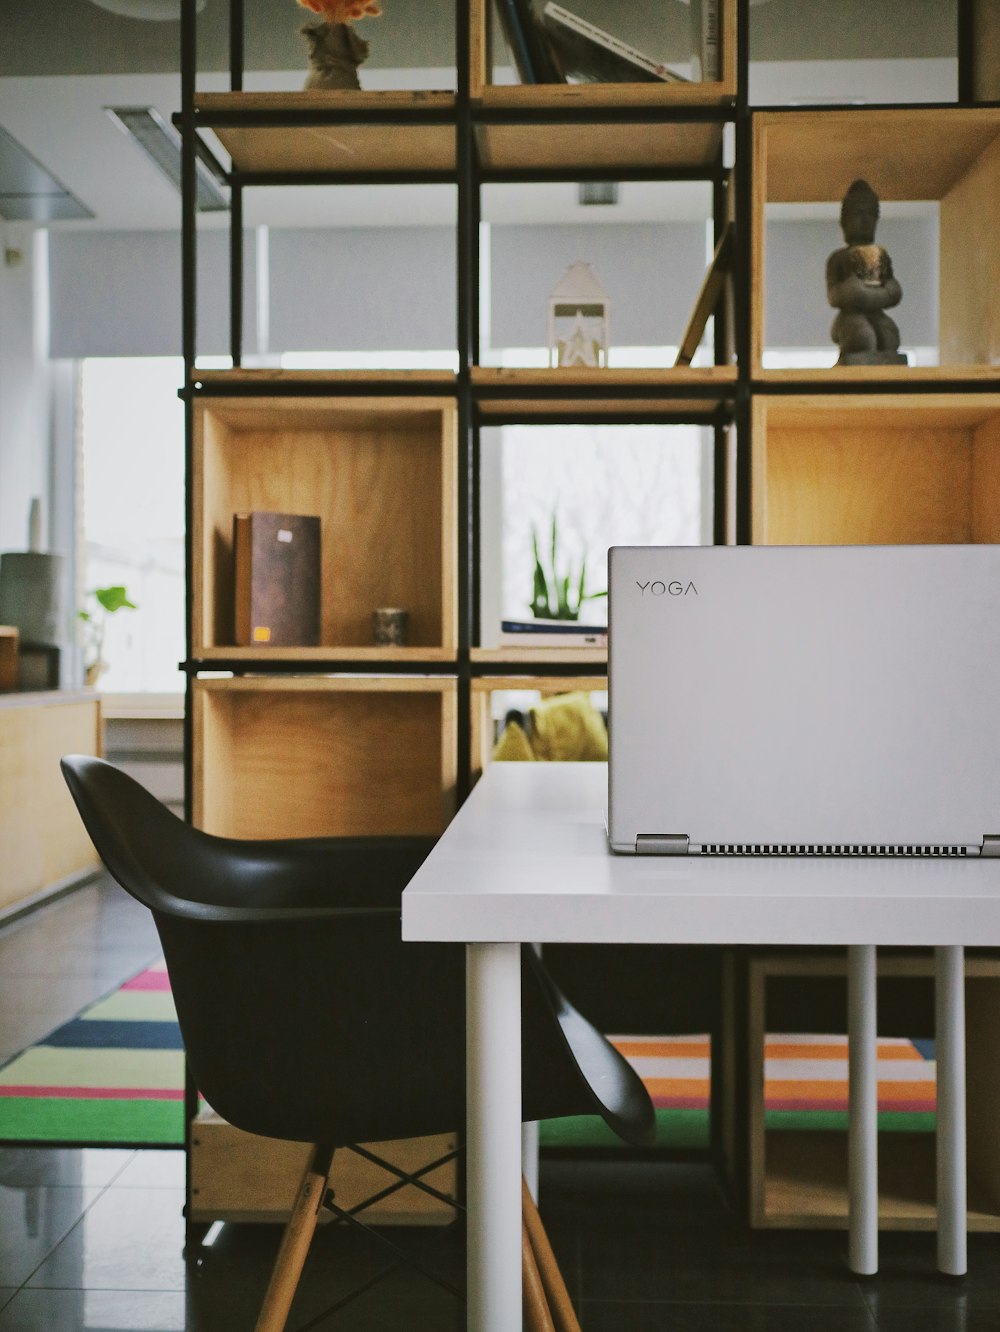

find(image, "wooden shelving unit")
[180,0,1000,1234]
[747,954,1000,1231]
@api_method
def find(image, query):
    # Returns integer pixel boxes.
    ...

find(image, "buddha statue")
[826,179,906,365]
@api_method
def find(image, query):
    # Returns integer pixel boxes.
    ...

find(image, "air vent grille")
[698,843,969,858]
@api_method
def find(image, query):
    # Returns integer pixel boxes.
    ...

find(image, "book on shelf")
[233,511,321,648]
[496,0,565,83]
[693,0,721,82]
[540,3,689,84]
[499,617,608,648]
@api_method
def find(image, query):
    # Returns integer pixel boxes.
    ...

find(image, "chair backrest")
[61,754,654,1149]
[61,754,209,914]
[60,754,470,1143]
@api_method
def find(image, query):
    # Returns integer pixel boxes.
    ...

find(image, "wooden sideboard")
[0,690,102,916]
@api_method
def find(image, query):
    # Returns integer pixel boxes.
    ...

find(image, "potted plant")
[530,511,607,622]
[78,585,137,686]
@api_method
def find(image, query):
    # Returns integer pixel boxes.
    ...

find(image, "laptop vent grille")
[699,843,969,858]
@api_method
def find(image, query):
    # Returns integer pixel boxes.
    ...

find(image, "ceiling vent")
[106,107,228,212]
[0,125,93,222]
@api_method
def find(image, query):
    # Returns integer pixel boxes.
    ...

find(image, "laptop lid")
[607,545,1000,856]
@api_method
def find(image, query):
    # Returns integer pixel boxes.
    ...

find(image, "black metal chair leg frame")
[291,1144,467,1330]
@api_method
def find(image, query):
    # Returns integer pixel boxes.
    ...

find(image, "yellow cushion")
[492,719,537,761]
[529,692,608,762]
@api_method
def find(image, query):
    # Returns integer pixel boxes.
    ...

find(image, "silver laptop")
[607,545,1000,857]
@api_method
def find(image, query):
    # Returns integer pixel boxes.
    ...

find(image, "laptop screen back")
[607,545,1000,855]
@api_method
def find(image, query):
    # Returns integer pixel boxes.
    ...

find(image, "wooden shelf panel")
[755,367,1000,387]
[192,676,457,840]
[190,1109,457,1226]
[194,369,456,392]
[472,647,608,667]
[195,646,458,664]
[760,1131,1000,1232]
[747,956,1000,1232]
[475,108,725,174]
[195,92,457,174]
[193,391,457,656]
[755,108,1000,204]
[471,674,607,691]
[751,393,1000,546]
[473,366,736,418]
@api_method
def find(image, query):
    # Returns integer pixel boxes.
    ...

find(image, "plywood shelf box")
[751,394,1000,545]
[470,674,607,780]
[192,676,457,840]
[195,91,457,176]
[192,385,458,660]
[470,0,736,172]
[752,107,1000,377]
[190,1110,457,1227]
[472,367,738,419]
[747,953,1000,1230]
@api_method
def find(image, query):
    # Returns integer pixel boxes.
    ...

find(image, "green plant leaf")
[531,527,551,617]
[95,585,137,613]
[574,555,587,616]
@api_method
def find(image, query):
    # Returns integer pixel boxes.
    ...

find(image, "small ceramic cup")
[372,607,410,647]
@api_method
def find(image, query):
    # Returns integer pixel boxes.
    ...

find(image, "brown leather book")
[233,512,321,647]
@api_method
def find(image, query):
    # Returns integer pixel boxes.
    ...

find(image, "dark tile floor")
[1,879,998,1330]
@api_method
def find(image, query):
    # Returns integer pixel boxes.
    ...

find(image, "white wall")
[0,228,52,552]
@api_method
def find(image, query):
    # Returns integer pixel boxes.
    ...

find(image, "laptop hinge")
[635,834,690,856]
[982,836,1000,859]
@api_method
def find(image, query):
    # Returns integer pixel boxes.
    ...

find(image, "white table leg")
[936,944,967,1276]
[848,944,878,1275]
[467,942,522,1332]
[522,945,542,1204]
[522,1121,540,1204]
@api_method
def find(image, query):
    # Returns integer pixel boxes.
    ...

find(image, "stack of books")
[499,616,608,648]
[495,1,716,86]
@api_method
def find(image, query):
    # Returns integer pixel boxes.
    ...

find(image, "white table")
[402,763,1000,1332]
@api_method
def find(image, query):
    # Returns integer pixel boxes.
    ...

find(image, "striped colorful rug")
[0,961,185,1146]
[541,1034,711,1150]
[0,966,937,1149]
[764,1032,937,1132]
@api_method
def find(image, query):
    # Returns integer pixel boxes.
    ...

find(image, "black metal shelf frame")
[180,0,997,802]
[178,0,742,812]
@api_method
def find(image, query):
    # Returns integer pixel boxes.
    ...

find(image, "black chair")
[61,754,655,1331]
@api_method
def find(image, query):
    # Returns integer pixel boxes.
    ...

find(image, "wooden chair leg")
[523,1216,556,1332]
[254,1144,334,1332]
[523,1176,582,1332]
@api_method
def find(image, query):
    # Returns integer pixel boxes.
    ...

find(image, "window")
[480,421,711,645]
[79,357,185,693]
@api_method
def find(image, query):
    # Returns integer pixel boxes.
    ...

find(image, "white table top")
[401,763,1000,947]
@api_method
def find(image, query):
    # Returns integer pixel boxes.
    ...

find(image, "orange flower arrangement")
[297,0,381,19]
